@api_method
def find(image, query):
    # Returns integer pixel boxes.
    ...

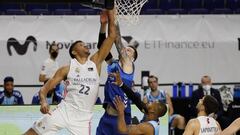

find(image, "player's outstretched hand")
[110,71,123,86]
[40,101,51,115]
[100,10,108,24]
[107,7,116,24]
[113,95,125,114]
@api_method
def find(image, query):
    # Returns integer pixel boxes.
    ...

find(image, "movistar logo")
[7,36,37,56]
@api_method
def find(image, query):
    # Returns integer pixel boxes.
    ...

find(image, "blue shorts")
[96,112,131,135]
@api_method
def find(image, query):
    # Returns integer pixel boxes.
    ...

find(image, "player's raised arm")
[97,10,114,64]
[91,8,116,71]
[114,23,125,54]
[220,117,240,135]
[113,22,136,74]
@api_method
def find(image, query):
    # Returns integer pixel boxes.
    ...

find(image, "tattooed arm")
[114,22,133,74]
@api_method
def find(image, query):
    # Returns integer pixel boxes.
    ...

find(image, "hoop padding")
[115,0,148,25]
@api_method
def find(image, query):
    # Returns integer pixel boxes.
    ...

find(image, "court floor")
[0,105,168,135]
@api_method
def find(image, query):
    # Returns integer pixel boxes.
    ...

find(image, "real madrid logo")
[75,67,80,73]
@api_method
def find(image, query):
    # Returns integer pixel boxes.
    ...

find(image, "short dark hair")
[128,46,138,62]
[49,42,58,53]
[69,40,83,58]
[203,95,219,115]
[148,75,158,83]
[4,76,14,83]
[156,102,167,117]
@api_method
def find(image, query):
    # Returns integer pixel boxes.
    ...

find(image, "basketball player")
[109,71,165,135]
[114,95,167,135]
[97,10,143,112]
[183,95,222,135]
[106,71,166,135]
[24,8,116,135]
[96,19,138,134]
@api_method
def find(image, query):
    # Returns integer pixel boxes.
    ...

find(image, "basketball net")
[115,0,148,25]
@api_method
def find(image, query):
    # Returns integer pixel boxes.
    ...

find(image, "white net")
[115,0,148,25]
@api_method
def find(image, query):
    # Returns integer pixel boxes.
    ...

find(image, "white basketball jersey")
[64,58,100,112]
[197,116,219,135]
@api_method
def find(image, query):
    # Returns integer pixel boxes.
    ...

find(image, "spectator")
[143,75,186,135]
[39,42,64,96]
[191,75,231,129]
[0,76,24,105]
[32,90,63,105]
[39,42,59,83]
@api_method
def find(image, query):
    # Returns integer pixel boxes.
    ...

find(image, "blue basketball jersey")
[104,60,134,114]
[146,90,167,103]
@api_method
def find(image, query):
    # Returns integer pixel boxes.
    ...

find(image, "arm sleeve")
[97,33,113,61]
[97,33,106,49]
[120,84,148,113]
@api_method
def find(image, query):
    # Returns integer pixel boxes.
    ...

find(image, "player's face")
[148,78,158,91]
[75,42,90,57]
[4,81,14,93]
[146,102,158,121]
[125,47,135,61]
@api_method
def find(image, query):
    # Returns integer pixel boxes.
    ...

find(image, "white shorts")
[32,101,93,135]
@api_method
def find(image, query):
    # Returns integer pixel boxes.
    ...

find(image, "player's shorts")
[32,100,93,135]
[96,112,131,135]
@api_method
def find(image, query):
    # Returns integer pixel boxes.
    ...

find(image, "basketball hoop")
[115,0,148,25]
[79,0,148,25]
